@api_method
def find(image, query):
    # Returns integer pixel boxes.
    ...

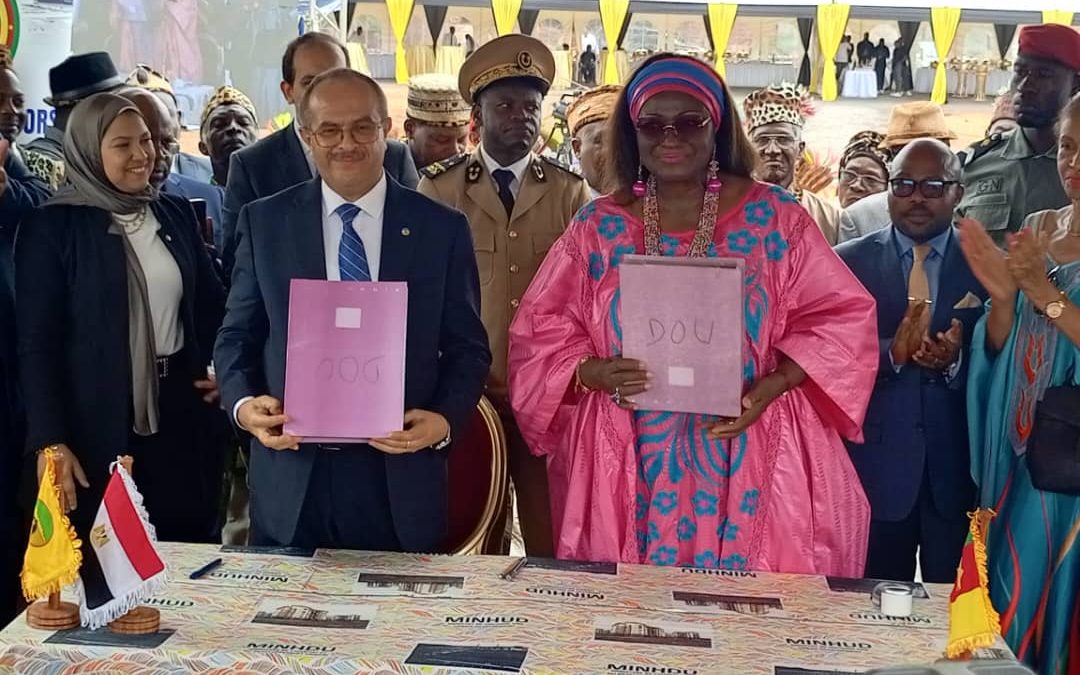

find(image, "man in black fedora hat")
[23,51,125,190]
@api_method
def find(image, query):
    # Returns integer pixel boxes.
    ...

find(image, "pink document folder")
[619,255,744,417]
[283,279,407,442]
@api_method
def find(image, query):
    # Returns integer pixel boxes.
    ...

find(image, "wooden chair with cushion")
[444,396,509,555]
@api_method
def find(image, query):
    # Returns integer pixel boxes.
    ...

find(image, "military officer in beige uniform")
[957,24,1080,247]
[419,34,590,556]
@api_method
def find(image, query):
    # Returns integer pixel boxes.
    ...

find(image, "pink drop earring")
[706,159,722,193]
[632,166,647,198]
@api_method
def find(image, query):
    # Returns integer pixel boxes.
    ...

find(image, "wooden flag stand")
[26,592,79,630]
[107,456,160,635]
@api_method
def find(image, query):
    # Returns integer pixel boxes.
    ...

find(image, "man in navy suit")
[836,138,986,583]
[215,68,490,552]
[221,32,418,280]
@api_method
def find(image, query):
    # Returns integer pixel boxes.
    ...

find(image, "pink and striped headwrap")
[627,56,728,126]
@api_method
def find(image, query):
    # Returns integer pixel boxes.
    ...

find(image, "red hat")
[1018,24,1080,72]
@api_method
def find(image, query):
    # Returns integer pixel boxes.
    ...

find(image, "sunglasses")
[889,178,958,199]
[635,116,710,140]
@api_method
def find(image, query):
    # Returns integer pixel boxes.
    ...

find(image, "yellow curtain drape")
[492,0,523,36]
[1042,10,1075,25]
[386,0,414,84]
[930,7,962,105]
[600,0,630,85]
[707,4,739,79]
[816,3,850,102]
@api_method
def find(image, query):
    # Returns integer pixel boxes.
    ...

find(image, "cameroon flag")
[20,450,82,600]
[945,509,1001,658]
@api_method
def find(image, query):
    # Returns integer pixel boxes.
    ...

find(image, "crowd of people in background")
[0,19,1079,675]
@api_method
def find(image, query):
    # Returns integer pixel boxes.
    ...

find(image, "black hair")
[282,32,351,84]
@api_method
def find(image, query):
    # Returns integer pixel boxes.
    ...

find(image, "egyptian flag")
[77,460,167,629]
[945,509,1001,658]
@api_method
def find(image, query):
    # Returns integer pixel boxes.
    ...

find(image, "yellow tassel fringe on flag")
[20,449,83,601]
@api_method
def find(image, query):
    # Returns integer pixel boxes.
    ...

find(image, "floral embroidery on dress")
[744,200,775,228]
[764,231,789,262]
[610,244,637,269]
[740,489,761,516]
[598,214,626,240]
[694,550,719,568]
[727,229,759,255]
[588,252,606,281]
[769,184,800,205]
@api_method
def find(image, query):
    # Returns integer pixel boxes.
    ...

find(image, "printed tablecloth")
[0,543,1015,674]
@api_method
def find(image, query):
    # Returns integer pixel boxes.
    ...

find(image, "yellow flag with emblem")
[20,450,82,600]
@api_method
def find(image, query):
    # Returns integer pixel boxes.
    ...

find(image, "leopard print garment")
[22,149,65,191]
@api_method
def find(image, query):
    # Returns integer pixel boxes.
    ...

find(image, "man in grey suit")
[222,32,418,279]
[839,102,957,244]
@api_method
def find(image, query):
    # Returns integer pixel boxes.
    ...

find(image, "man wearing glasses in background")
[743,84,841,245]
[834,139,987,584]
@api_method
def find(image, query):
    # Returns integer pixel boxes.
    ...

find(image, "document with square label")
[619,256,743,417]
[283,279,407,441]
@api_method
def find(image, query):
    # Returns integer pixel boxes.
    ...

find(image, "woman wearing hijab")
[836,131,892,209]
[16,92,227,543]
[507,55,878,573]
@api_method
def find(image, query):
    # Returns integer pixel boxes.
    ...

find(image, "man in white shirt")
[215,68,490,552]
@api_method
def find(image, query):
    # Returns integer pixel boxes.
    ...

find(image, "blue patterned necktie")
[335,203,371,282]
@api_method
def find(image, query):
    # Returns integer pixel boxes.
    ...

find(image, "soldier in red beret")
[957,23,1080,245]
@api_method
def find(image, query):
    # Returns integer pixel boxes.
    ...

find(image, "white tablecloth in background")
[435,46,465,75]
[368,54,394,80]
[914,67,1011,95]
[841,68,878,98]
[724,62,798,89]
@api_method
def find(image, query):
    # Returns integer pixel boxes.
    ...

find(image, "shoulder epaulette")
[539,154,581,178]
[420,153,468,179]
[963,132,1006,168]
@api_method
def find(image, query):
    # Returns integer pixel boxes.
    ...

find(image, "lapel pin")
[401,227,411,237]
[163,234,172,242]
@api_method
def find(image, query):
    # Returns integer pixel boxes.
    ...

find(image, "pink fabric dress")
[156,0,203,83]
[507,183,878,575]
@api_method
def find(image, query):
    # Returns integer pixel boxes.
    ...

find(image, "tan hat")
[407,74,471,127]
[881,102,957,148]
[458,34,555,105]
[566,85,621,136]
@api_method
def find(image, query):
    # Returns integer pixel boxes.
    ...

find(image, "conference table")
[842,68,879,99]
[0,543,1017,674]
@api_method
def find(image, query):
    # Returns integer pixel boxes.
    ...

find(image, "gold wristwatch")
[1044,292,1068,320]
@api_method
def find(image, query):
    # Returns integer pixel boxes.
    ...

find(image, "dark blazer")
[214,176,491,552]
[174,152,213,184]
[162,172,225,251]
[835,226,985,523]
[221,126,418,279]
[0,152,52,291]
[15,194,225,487]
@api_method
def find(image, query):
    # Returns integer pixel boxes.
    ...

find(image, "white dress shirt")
[118,208,185,356]
[479,144,530,199]
[233,173,388,425]
[321,174,386,282]
[293,120,316,177]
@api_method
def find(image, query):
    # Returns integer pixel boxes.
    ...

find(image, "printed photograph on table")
[826,577,930,599]
[44,628,176,650]
[523,558,619,575]
[672,590,785,616]
[404,644,530,673]
[354,572,466,597]
[250,597,377,630]
[593,616,714,649]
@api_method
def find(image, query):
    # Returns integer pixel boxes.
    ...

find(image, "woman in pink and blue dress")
[507,54,879,574]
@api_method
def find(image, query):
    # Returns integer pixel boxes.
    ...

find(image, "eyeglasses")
[889,178,958,199]
[634,117,710,140]
[751,135,800,152]
[307,119,383,148]
[839,170,887,190]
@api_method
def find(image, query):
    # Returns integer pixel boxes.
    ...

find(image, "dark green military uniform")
[957,128,1068,246]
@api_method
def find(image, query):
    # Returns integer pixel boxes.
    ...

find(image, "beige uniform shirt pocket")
[961,192,1011,234]
[474,229,496,287]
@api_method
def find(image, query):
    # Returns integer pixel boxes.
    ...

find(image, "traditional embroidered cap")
[1018,24,1080,72]
[126,64,174,97]
[44,52,125,107]
[458,34,555,105]
[200,86,258,130]
[407,74,471,127]
[566,85,621,136]
[880,101,957,148]
[742,83,814,131]
[840,130,892,171]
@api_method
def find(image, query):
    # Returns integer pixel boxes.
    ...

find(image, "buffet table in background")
[842,68,879,98]
[725,61,799,89]
[0,543,1016,674]
[913,67,1012,95]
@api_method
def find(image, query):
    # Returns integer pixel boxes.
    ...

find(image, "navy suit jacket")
[835,226,985,523]
[162,173,225,251]
[221,125,418,280]
[214,176,491,552]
